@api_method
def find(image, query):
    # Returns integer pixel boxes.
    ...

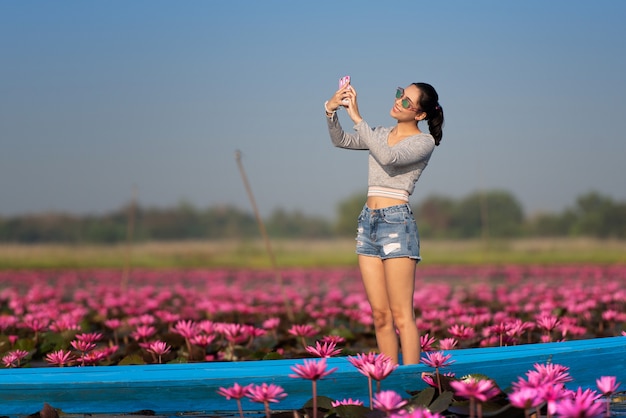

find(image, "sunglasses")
[395,87,418,111]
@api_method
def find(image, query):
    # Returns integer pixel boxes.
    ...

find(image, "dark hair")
[413,82,444,146]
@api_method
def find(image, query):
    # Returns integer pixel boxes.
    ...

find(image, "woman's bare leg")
[358,254,399,363]
[383,257,420,364]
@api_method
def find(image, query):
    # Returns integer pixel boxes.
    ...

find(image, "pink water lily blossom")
[555,387,605,418]
[596,375,620,396]
[70,339,96,353]
[75,332,103,343]
[289,358,338,381]
[146,341,171,364]
[420,333,437,352]
[596,376,621,417]
[373,390,407,416]
[130,325,157,341]
[2,349,29,368]
[288,324,318,348]
[438,338,458,350]
[246,383,287,418]
[217,383,253,418]
[360,354,397,382]
[173,320,197,339]
[321,334,346,344]
[290,358,337,418]
[45,349,75,367]
[421,351,455,394]
[451,377,500,418]
[421,351,455,369]
[331,398,364,407]
[509,387,543,411]
[305,340,342,358]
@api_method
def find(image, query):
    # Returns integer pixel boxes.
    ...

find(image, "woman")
[324,81,444,365]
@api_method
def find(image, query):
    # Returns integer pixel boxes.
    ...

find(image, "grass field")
[1,237,625,270]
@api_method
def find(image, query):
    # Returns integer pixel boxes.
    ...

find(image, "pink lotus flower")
[321,335,346,344]
[146,341,171,364]
[597,376,621,417]
[438,338,458,350]
[421,351,455,369]
[0,314,18,332]
[529,363,573,386]
[509,387,543,410]
[361,355,398,384]
[190,334,215,348]
[536,315,561,341]
[217,383,253,418]
[347,352,379,369]
[130,325,157,341]
[1,349,29,368]
[290,358,338,381]
[451,377,500,418]
[290,358,338,418]
[288,324,317,348]
[49,316,81,332]
[221,323,252,345]
[349,353,397,409]
[331,398,364,407]
[75,332,103,343]
[81,349,108,366]
[246,383,287,418]
[555,387,604,418]
[539,383,570,417]
[451,377,500,403]
[420,333,437,352]
[262,317,280,330]
[70,339,96,353]
[45,349,74,367]
[305,340,342,358]
[448,324,476,341]
[373,390,407,415]
[596,376,620,396]
[173,319,197,339]
[421,351,455,394]
[104,318,122,330]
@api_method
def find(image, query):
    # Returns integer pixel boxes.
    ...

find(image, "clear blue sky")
[2,1,625,219]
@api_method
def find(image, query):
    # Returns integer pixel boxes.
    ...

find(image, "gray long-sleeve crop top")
[327,113,435,201]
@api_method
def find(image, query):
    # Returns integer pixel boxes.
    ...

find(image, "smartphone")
[339,76,351,104]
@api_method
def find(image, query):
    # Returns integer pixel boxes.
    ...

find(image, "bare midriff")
[366,196,408,210]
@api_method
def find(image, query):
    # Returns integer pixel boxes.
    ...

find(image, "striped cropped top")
[327,113,435,202]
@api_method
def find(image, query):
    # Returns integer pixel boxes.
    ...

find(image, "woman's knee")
[371,308,393,330]
[390,310,416,331]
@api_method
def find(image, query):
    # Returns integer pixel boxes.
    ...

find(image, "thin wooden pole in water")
[235,150,294,322]
[121,185,137,292]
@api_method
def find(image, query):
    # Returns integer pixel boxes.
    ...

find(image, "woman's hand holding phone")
[326,75,362,123]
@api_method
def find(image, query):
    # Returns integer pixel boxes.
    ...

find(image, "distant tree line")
[0,190,625,244]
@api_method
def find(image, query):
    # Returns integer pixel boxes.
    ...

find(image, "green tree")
[266,209,333,238]
[451,190,524,238]
[415,194,456,238]
[569,192,626,238]
[334,192,367,236]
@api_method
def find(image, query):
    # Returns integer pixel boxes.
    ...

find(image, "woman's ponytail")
[413,82,444,146]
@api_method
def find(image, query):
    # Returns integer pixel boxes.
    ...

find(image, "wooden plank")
[0,337,624,415]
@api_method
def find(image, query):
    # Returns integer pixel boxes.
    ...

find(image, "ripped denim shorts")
[355,203,421,261]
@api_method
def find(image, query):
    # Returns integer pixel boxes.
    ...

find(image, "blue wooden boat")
[1,337,625,416]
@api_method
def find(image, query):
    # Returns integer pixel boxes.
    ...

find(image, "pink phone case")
[339,76,350,88]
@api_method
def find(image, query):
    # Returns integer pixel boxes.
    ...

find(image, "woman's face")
[390,84,426,122]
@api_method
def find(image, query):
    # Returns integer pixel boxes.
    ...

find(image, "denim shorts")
[355,204,421,261]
